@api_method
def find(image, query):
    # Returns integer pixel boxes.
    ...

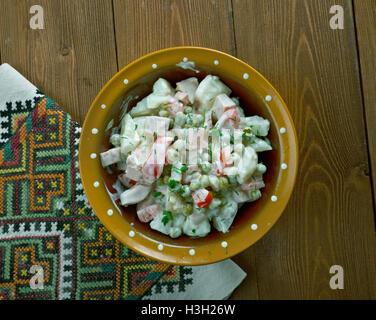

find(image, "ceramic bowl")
[79,47,298,265]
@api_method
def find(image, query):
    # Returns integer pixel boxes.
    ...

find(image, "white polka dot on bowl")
[251,224,258,230]
[214,60,219,65]
[221,241,228,248]
[123,79,129,85]
[243,73,249,80]
[189,249,195,256]
[90,153,97,159]
[107,209,113,216]
[271,195,278,202]
[129,231,135,237]
[101,104,106,109]
[93,181,100,188]
[152,64,157,69]
[280,127,286,134]
[183,57,188,62]
[158,244,164,251]
[281,163,288,170]
[92,128,98,135]
[265,95,272,101]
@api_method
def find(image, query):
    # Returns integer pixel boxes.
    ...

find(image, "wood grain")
[353,0,376,209]
[231,0,376,299]
[0,0,118,124]
[112,0,236,67]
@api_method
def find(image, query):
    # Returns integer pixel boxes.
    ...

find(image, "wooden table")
[1,0,375,299]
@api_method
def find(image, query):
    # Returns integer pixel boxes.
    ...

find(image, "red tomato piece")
[192,188,213,208]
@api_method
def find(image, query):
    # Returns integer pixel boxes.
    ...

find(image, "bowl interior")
[100,65,280,247]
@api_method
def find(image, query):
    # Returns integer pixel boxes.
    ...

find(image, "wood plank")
[113,0,235,67]
[232,0,376,299]
[113,0,259,299]
[0,0,118,124]
[353,0,376,209]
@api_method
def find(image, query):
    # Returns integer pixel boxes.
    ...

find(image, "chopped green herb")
[192,229,196,233]
[153,192,162,197]
[168,179,177,189]
[162,210,173,225]
[180,165,189,173]
[178,188,185,195]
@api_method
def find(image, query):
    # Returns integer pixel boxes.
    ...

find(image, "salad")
[100,75,272,238]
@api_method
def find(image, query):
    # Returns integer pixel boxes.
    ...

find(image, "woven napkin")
[0,63,246,300]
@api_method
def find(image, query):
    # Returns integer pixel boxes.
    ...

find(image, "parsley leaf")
[162,210,173,225]
[168,179,177,189]
[180,165,189,173]
[153,192,162,197]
